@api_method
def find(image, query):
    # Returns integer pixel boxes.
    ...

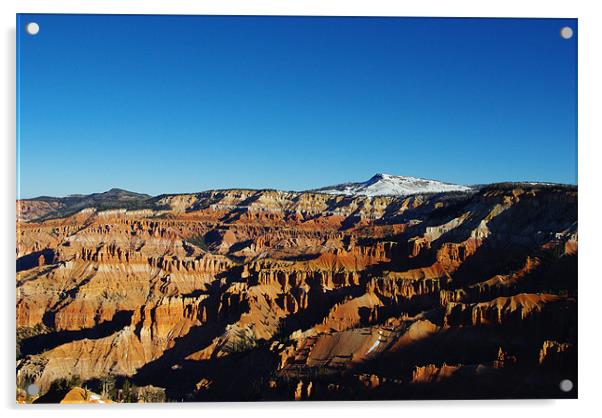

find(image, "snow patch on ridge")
[312,173,472,197]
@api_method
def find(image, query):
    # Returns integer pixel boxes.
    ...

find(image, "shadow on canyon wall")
[19,310,134,358]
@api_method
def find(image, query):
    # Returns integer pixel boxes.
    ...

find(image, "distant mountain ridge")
[18,175,575,222]
[17,188,154,222]
[310,173,472,197]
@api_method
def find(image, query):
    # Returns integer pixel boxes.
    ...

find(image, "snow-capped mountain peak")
[311,173,472,197]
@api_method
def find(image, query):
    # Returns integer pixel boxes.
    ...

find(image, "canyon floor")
[16,183,577,402]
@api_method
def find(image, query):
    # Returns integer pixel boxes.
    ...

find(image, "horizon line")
[18,178,578,201]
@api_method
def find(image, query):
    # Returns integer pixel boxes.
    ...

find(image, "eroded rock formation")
[16,183,577,401]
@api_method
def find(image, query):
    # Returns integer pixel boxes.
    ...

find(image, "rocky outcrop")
[59,387,112,404]
[443,293,567,327]
[539,340,574,366]
[412,363,461,384]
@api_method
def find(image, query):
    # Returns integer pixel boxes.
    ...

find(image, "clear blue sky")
[17,15,577,198]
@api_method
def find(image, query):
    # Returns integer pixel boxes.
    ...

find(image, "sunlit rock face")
[16,183,577,401]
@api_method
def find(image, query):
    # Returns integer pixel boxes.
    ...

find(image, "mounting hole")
[559,379,574,392]
[26,383,39,396]
[560,26,573,40]
[26,22,40,35]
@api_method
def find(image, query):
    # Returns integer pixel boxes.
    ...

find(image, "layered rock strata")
[16,183,577,400]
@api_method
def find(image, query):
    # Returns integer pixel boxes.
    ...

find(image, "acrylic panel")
[16,14,577,403]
